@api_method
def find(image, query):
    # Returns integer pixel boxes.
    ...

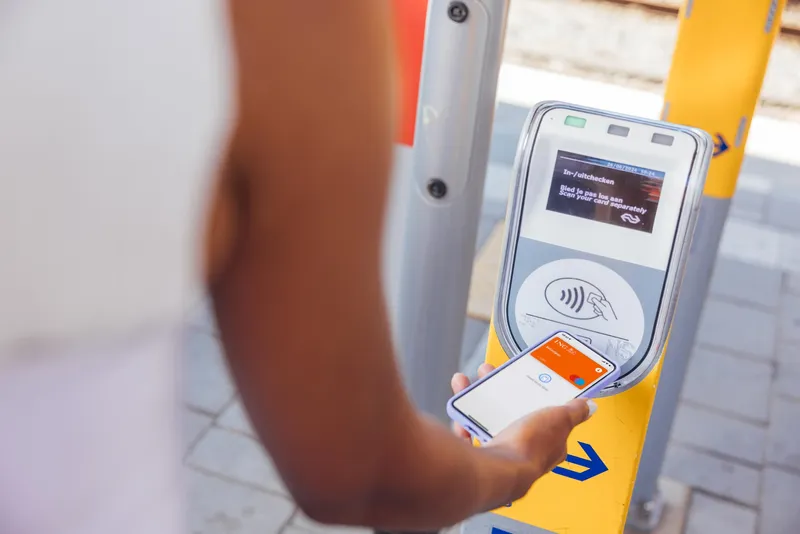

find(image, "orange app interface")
[531,337,609,390]
[452,334,613,437]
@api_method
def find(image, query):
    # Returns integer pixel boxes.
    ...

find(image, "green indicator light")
[565,115,587,128]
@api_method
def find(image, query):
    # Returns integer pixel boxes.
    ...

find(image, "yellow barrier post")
[462,1,785,533]
[630,0,785,529]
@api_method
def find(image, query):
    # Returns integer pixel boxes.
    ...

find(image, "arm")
[210,1,588,530]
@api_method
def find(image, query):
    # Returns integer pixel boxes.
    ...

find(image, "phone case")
[446,331,621,443]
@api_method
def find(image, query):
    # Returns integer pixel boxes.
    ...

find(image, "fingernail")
[587,399,598,418]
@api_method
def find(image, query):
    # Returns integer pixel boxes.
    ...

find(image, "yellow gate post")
[630,0,785,529]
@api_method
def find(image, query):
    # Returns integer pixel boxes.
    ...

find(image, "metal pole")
[384,0,512,422]
[628,0,785,529]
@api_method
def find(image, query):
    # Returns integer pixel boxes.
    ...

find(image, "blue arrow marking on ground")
[713,133,729,157]
[491,528,513,534]
[552,441,608,482]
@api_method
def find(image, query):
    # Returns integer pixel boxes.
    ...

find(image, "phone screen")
[452,332,616,437]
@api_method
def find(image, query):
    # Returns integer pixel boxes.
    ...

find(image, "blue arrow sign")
[713,133,729,157]
[552,441,608,481]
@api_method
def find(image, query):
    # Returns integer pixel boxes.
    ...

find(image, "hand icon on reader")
[588,292,617,321]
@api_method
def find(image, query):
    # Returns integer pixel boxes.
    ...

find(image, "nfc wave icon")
[620,213,641,225]
[544,278,606,320]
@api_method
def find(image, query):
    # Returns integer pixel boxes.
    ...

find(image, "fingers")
[501,399,597,454]
[451,365,496,441]
[450,373,473,441]
[564,398,595,426]
[452,420,472,441]
[526,399,594,441]
[451,373,471,394]
[450,364,495,395]
[477,363,495,379]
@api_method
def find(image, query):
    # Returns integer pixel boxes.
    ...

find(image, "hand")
[450,363,496,441]
[589,293,617,321]
[451,363,597,495]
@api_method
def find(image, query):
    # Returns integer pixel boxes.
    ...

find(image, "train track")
[594,0,800,37]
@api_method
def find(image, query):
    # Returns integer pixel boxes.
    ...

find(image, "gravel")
[503,0,800,119]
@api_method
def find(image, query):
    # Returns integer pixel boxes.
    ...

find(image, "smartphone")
[447,331,619,442]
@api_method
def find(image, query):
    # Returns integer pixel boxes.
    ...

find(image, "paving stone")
[461,327,490,379]
[767,194,800,232]
[184,327,236,415]
[671,403,766,465]
[461,318,490,368]
[625,477,690,534]
[290,511,371,534]
[682,348,772,423]
[489,102,528,167]
[217,400,255,437]
[730,173,772,225]
[718,219,780,270]
[480,198,509,223]
[187,427,287,495]
[766,397,800,471]
[696,299,777,360]
[684,493,757,534]
[779,293,800,343]
[185,409,213,453]
[740,158,799,187]
[777,233,800,275]
[786,271,800,296]
[482,162,513,216]
[777,341,800,363]
[729,189,767,223]
[774,359,800,401]
[759,467,800,534]
[735,173,774,197]
[708,258,781,308]
[475,214,500,253]
[662,444,761,506]
[186,467,294,534]
[467,222,504,322]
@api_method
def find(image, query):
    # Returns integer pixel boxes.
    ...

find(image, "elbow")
[284,454,387,527]
[291,478,377,527]
[295,495,362,527]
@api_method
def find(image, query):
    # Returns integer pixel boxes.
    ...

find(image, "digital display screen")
[452,333,614,437]
[545,151,665,233]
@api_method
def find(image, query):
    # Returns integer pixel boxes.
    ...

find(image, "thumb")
[563,398,597,427]
[488,398,598,477]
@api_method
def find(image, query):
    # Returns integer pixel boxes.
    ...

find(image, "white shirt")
[0,0,232,351]
[0,1,234,532]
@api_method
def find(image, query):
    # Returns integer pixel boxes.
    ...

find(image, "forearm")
[213,251,531,530]
[356,414,534,531]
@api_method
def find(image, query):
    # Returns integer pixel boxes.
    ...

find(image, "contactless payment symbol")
[515,259,646,367]
[538,373,553,384]
[569,374,586,387]
[545,277,602,320]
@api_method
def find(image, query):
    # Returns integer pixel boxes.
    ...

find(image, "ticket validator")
[463,102,712,534]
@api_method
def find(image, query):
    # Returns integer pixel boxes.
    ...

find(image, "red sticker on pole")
[391,0,427,146]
